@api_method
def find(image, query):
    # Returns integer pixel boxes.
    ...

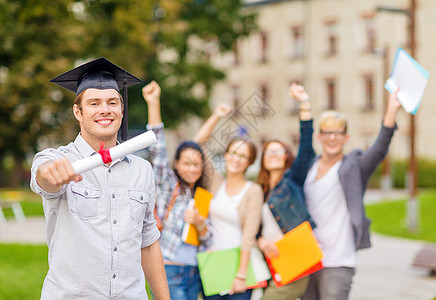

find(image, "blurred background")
[2,0,436,192]
[0,0,435,299]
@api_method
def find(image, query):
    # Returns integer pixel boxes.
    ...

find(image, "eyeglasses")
[228,151,250,161]
[264,149,287,157]
[320,130,346,138]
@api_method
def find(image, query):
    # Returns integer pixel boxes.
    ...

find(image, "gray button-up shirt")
[30,134,160,299]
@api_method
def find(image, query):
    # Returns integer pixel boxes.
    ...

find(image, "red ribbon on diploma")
[98,141,112,164]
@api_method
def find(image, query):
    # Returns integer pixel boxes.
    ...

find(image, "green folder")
[197,247,257,296]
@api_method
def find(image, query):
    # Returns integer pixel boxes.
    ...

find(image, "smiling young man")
[30,58,170,299]
[302,90,401,300]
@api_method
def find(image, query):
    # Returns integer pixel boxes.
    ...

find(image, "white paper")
[250,247,271,282]
[181,200,195,242]
[72,130,157,174]
[384,48,429,114]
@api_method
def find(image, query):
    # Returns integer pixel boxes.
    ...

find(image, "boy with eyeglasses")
[302,89,401,300]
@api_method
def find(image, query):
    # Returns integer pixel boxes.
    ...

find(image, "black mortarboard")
[50,57,143,141]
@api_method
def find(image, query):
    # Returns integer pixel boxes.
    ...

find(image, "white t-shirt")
[304,159,357,268]
[261,202,284,242]
[208,181,251,251]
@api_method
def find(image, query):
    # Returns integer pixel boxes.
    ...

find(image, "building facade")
[205,0,436,163]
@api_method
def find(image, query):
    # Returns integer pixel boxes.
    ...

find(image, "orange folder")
[182,187,213,246]
[266,221,324,287]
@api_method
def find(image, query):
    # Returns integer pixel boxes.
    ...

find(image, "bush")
[366,189,436,243]
[368,158,436,189]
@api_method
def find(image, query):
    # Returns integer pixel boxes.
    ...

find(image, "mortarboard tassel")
[121,74,128,141]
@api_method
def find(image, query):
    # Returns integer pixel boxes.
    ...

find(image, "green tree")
[0,0,85,186]
[81,0,256,128]
[0,0,256,186]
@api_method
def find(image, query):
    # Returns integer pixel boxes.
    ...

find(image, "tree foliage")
[0,0,257,186]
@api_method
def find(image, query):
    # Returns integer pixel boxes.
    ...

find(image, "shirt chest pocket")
[70,185,100,220]
[128,189,150,224]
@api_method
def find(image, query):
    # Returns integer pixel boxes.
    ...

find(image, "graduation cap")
[50,57,143,141]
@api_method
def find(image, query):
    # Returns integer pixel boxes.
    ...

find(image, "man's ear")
[73,104,82,122]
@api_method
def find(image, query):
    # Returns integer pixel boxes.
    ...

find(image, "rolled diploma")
[72,130,157,174]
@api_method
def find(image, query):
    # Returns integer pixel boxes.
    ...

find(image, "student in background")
[194,107,263,300]
[256,83,315,300]
[143,81,216,300]
[302,89,401,300]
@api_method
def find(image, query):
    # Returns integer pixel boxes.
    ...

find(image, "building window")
[363,75,374,111]
[233,40,239,66]
[291,26,304,59]
[232,85,241,113]
[363,16,376,53]
[259,84,269,114]
[325,21,338,56]
[260,84,268,102]
[260,32,268,63]
[325,78,337,110]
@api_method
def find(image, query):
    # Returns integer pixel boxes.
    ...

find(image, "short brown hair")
[225,138,257,166]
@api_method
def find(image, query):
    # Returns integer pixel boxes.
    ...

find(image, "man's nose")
[100,102,111,114]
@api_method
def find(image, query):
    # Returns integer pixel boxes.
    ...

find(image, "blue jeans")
[204,289,252,300]
[165,264,201,300]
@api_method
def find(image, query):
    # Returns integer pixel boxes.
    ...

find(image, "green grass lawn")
[0,244,48,299]
[0,188,434,298]
[1,188,44,219]
[366,189,436,243]
[1,201,44,218]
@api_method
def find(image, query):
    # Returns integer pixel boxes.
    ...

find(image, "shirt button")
[85,191,88,196]
[113,274,116,279]
[108,169,112,173]
[140,195,143,200]
[112,193,115,198]
[113,219,117,224]
[269,204,274,209]
[114,246,117,252]
[275,216,280,221]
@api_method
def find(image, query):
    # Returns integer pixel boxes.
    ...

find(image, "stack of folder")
[181,187,213,246]
[266,221,324,287]
[197,221,324,295]
[197,247,270,296]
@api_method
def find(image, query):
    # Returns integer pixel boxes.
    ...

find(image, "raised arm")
[383,88,401,128]
[193,103,232,145]
[287,83,315,186]
[359,88,401,176]
[193,103,231,191]
[290,82,312,121]
[142,81,162,126]
[142,81,178,208]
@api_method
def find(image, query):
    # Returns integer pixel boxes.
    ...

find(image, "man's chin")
[96,131,118,141]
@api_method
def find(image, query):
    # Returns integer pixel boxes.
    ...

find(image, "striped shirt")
[146,123,211,260]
